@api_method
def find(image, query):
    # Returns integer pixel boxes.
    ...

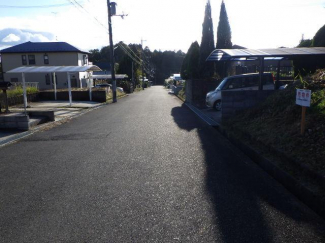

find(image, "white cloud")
[26,33,50,42]
[0,0,324,52]
[2,33,20,42]
[0,28,55,49]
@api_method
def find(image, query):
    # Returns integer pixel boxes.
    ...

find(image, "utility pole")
[131,61,135,92]
[107,0,117,103]
[141,38,146,90]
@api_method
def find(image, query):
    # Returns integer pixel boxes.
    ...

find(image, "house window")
[28,55,36,65]
[83,55,88,65]
[22,55,27,65]
[44,54,49,64]
[45,74,51,85]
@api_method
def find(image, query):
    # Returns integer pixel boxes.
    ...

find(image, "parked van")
[206,73,275,110]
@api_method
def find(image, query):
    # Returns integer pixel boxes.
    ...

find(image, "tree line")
[88,42,185,85]
[294,24,325,75]
[88,0,232,85]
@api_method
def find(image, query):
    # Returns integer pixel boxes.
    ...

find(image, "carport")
[206,47,325,90]
[7,65,101,114]
[92,74,128,80]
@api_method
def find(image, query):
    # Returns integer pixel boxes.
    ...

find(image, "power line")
[66,0,146,68]
[0,3,73,8]
[71,0,109,26]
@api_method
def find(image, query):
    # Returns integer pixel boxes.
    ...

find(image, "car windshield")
[216,78,228,91]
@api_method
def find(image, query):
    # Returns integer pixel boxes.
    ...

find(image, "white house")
[0,41,91,90]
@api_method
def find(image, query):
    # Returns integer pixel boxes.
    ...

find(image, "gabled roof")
[94,62,111,70]
[0,41,89,54]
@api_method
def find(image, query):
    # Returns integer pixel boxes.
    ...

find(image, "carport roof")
[7,65,102,73]
[206,47,325,61]
[92,74,128,79]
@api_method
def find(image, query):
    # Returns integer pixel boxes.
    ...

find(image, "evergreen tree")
[294,25,325,75]
[313,24,325,47]
[297,39,312,47]
[199,0,215,78]
[181,42,200,80]
[216,0,232,49]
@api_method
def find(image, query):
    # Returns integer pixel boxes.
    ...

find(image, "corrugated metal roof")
[6,65,102,73]
[92,74,128,79]
[0,41,89,54]
[207,47,325,61]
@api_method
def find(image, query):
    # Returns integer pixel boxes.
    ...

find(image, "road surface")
[1,86,324,242]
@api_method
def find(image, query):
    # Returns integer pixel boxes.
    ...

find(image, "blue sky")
[0,0,324,52]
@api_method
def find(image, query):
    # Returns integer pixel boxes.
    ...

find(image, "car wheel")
[213,100,221,111]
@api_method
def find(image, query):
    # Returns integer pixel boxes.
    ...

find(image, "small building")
[0,41,91,90]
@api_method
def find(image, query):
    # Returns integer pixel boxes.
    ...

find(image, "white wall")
[2,52,89,90]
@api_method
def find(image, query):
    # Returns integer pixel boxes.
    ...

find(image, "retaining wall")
[222,90,275,120]
[0,93,39,109]
[39,90,107,103]
[171,85,183,95]
[0,114,29,130]
[185,79,219,108]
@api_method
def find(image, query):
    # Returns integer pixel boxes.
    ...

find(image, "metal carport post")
[206,47,325,90]
[7,65,102,112]
[21,72,28,115]
[66,72,72,106]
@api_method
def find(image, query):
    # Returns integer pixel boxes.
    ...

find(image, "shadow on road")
[171,104,325,242]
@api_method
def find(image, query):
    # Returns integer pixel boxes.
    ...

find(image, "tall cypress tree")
[313,24,325,47]
[199,0,215,78]
[216,0,232,49]
[181,41,200,80]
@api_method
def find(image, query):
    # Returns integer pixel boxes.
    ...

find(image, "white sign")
[296,89,311,107]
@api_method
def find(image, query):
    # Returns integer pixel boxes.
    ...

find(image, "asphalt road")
[1,86,324,242]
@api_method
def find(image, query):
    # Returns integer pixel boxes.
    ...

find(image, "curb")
[0,101,111,148]
[184,102,220,127]
[184,101,325,220]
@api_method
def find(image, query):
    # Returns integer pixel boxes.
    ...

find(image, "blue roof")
[0,41,89,54]
[94,62,111,70]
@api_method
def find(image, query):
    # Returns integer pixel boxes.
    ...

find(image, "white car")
[206,73,275,111]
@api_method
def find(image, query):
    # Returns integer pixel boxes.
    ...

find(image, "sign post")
[296,89,311,135]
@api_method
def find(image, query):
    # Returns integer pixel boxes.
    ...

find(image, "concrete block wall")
[185,80,193,103]
[222,90,275,120]
[0,93,39,109]
[0,114,29,130]
[39,90,107,103]
[171,85,183,95]
[28,111,55,122]
[185,79,219,107]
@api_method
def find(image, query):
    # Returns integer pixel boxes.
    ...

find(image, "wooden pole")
[107,0,117,103]
[301,106,306,135]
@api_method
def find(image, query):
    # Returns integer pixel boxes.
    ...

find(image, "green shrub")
[0,86,38,98]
